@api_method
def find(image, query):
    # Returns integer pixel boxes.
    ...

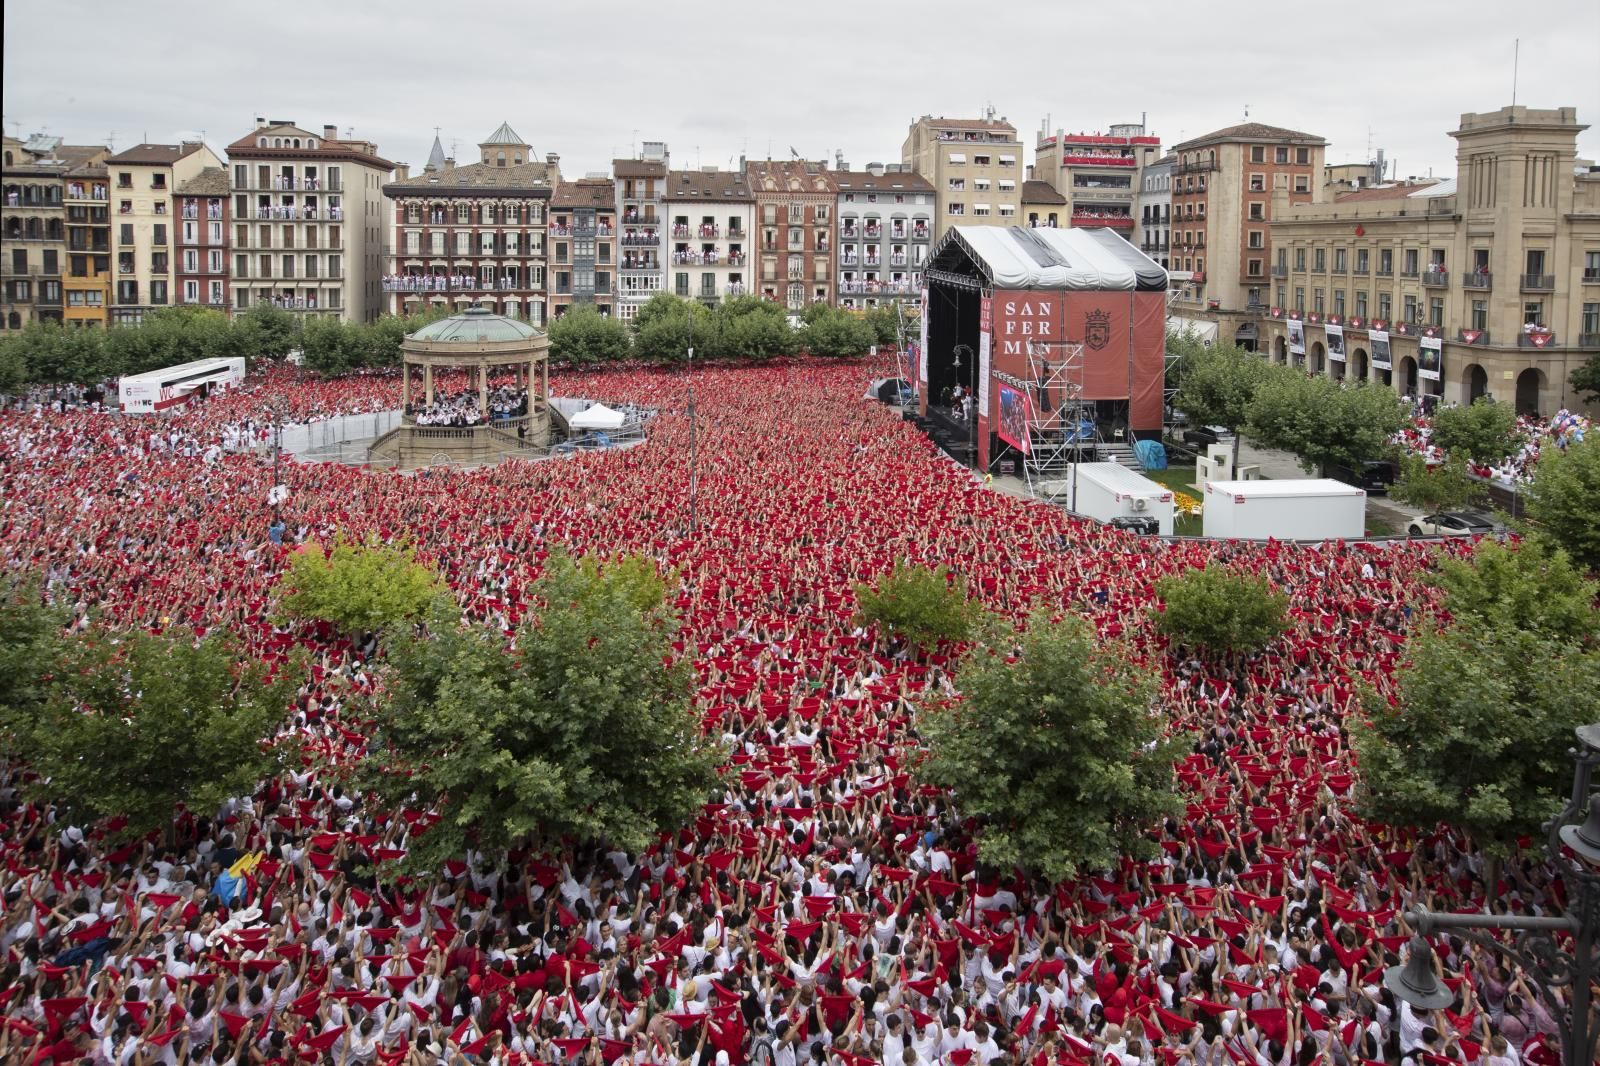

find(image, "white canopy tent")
[569,403,627,430]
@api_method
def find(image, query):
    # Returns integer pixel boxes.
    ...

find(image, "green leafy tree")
[0,575,70,734]
[278,538,444,634]
[363,550,723,869]
[1389,455,1483,514]
[801,304,876,358]
[1246,373,1406,474]
[10,631,300,838]
[1430,397,1518,464]
[298,316,365,376]
[921,612,1180,883]
[854,561,978,653]
[1569,356,1600,404]
[1523,435,1600,572]
[238,303,302,359]
[1432,535,1598,639]
[862,306,902,347]
[1151,565,1289,657]
[1352,623,1600,880]
[549,304,632,365]
[1171,341,1275,469]
[632,293,710,364]
[712,296,800,361]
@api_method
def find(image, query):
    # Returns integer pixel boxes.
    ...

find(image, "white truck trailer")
[1057,462,1175,536]
[1201,479,1365,541]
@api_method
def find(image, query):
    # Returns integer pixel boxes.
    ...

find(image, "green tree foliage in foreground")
[854,561,979,653]
[0,575,69,730]
[1353,535,1600,864]
[363,551,723,871]
[1523,434,1600,573]
[1429,397,1518,465]
[5,628,300,838]
[919,613,1180,883]
[1568,355,1600,404]
[1388,455,1484,515]
[278,538,444,635]
[1246,372,1407,475]
[1151,565,1289,657]
[801,303,878,359]
[548,304,633,365]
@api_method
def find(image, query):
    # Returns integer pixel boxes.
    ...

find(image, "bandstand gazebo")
[367,305,557,469]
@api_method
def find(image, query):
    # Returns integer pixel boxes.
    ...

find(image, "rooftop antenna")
[1242,104,1249,120]
[632,129,639,157]
[105,130,117,151]
[1511,38,1520,107]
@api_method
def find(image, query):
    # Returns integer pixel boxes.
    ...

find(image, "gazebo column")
[529,360,537,408]
[424,364,435,407]
[401,364,410,411]
[479,364,489,419]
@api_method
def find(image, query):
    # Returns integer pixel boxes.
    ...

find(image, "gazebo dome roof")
[409,305,544,344]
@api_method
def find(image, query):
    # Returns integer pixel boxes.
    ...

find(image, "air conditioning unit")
[1132,497,1149,511]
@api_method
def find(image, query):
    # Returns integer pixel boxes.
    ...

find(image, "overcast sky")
[4,1,1598,183]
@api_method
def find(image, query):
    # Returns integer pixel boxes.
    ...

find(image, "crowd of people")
[0,358,1573,1065]
[1391,402,1592,485]
[407,386,531,429]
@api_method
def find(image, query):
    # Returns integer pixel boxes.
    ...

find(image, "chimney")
[395,163,410,181]
[444,157,455,170]
[323,124,337,141]
[255,116,267,129]
[547,152,559,166]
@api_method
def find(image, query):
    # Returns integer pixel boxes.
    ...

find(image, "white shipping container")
[1060,463,1175,536]
[1202,479,1365,541]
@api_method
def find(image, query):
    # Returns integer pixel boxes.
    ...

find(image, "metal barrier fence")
[280,411,402,455]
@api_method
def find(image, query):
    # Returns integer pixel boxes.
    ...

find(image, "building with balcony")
[1166,121,1328,346]
[549,176,617,318]
[1021,179,1066,230]
[4,135,105,330]
[1139,154,1174,273]
[663,166,754,306]
[228,118,393,322]
[902,113,1024,242]
[747,159,838,309]
[1031,121,1162,240]
[833,165,933,308]
[384,124,556,324]
[1260,105,1600,417]
[174,168,231,313]
[613,144,668,321]
[107,141,223,326]
[62,152,113,327]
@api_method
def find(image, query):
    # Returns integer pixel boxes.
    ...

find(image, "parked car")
[1182,425,1233,449]
[1407,512,1496,537]
[1327,460,1400,495]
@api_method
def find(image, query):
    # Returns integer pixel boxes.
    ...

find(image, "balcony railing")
[383,276,531,292]
[1579,332,1600,349]
[1458,329,1490,346]
[620,261,660,273]
[912,227,930,241]
[1584,269,1600,284]
[1463,271,1492,289]
[1516,330,1557,347]
[840,227,860,240]
[255,207,342,221]
[620,232,659,246]
[1521,273,1555,291]
[839,280,918,295]
[1400,268,1420,279]
[1270,265,1287,278]
[698,225,719,239]
[1174,159,1218,174]
[1070,213,1135,228]
[1064,154,1137,168]
[863,226,881,239]
[1423,269,1450,287]
[727,227,745,240]
[727,253,746,267]
[671,225,691,238]
[620,213,658,226]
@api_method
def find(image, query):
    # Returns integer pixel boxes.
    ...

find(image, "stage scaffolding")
[1020,338,1103,510]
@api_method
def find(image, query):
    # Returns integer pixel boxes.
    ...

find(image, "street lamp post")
[1384,724,1600,1066]
[686,343,697,535]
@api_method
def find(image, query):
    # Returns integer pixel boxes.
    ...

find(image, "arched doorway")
[1273,335,1287,363]
[1310,342,1325,375]
[1399,355,1419,398]
[1463,363,1488,404]
[1352,348,1369,382]
[1515,367,1543,416]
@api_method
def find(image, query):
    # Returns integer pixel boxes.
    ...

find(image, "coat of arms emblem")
[1084,310,1111,351]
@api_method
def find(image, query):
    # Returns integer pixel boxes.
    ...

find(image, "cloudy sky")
[4,1,1598,182]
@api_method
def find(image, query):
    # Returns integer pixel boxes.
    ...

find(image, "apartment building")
[106,142,223,325]
[833,164,933,307]
[174,168,230,311]
[1031,122,1162,237]
[61,153,112,328]
[549,176,617,318]
[663,167,754,305]
[747,160,837,309]
[1167,122,1327,343]
[1260,105,1600,417]
[384,125,556,324]
[1139,154,1174,272]
[1021,179,1066,229]
[902,114,1023,241]
[227,118,393,322]
[4,135,105,330]
[614,144,668,321]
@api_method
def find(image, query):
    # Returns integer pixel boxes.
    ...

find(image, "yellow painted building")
[63,154,112,326]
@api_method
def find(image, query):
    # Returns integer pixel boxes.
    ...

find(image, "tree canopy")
[1151,565,1289,657]
[1522,435,1600,573]
[854,561,979,654]
[919,613,1180,883]
[1388,455,1483,514]
[1569,355,1600,405]
[1246,373,1406,474]
[362,551,723,870]
[1172,340,1273,467]
[1429,398,1518,465]
[278,538,444,635]
[549,304,633,365]
[0,574,70,733]
[801,305,878,359]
